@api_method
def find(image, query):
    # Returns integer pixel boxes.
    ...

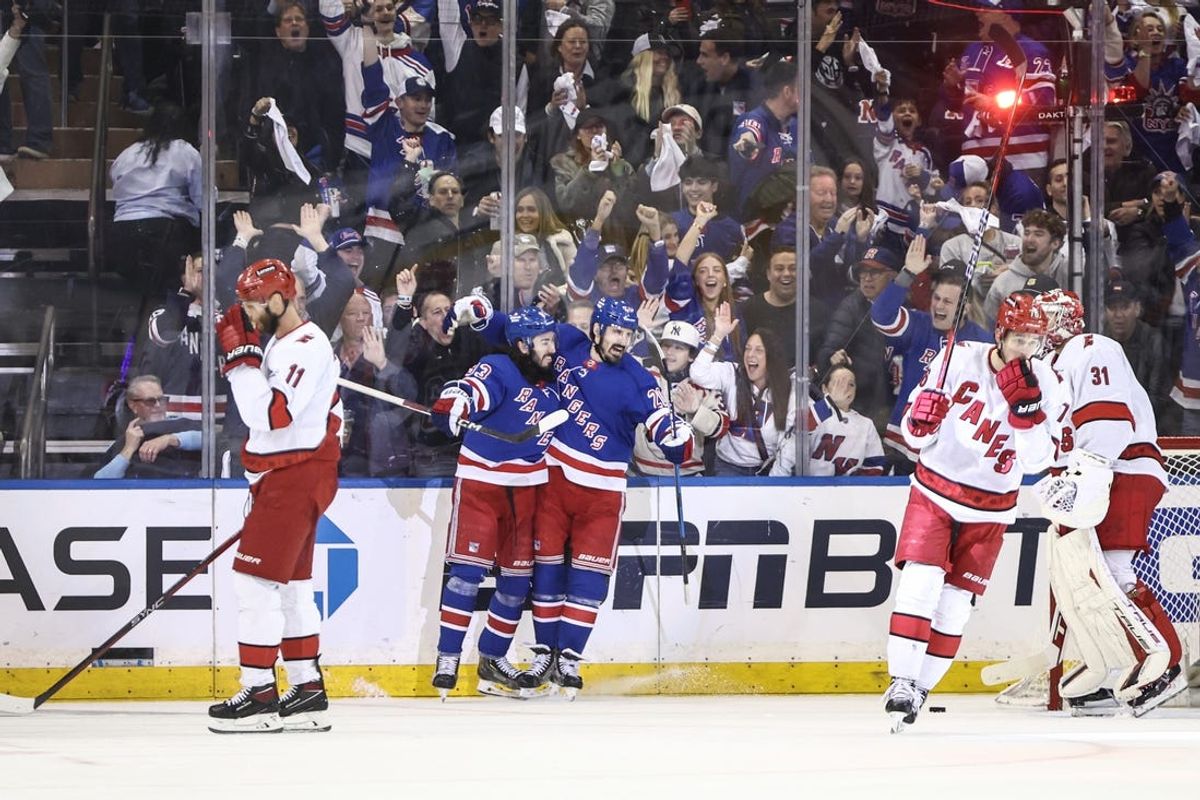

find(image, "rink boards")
[0,477,1191,700]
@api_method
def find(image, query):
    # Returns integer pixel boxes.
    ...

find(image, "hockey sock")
[234,571,284,688]
[917,584,974,692]
[478,572,531,659]
[532,559,567,649]
[280,579,322,685]
[437,564,485,656]
[886,562,946,681]
[1129,579,1183,668]
[557,566,610,656]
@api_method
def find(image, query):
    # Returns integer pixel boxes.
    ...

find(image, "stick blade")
[537,409,570,434]
[980,645,1056,686]
[0,693,36,715]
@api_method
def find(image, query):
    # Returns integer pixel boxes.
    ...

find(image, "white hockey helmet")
[660,320,702,351]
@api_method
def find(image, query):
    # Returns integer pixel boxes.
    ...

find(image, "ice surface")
[1,695,1197,799]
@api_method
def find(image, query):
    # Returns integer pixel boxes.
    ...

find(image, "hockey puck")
[929,706,947,713]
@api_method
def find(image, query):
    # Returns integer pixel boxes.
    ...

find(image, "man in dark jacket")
[1103,279,1171,421]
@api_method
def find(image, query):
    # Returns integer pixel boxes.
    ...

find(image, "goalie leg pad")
[887,562,945,681]
[1050,527,1168,699]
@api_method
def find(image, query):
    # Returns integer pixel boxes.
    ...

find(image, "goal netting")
[996,437,1200,710]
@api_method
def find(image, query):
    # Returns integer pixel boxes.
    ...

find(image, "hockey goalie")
[1031,289,1186,716]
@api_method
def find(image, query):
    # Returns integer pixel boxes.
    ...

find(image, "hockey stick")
[0,531,243,715]
[336,378,569,444]
[639,330,692,604]
[934,25,1029,391]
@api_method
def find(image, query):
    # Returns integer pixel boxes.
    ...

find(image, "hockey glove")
[653,411,695,465]
[216,305,263,375]
[996,357,1044,429]
[431,385,471,437]
[442,293,494,334]
[906,389,949,438]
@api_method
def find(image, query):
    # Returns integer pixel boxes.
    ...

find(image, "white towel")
[936,198,999,233]
[1184,14,1200,82]
[1177,103,1200,171]
[0,164,11,204]
[553,72,580,130]
[265,98,311,185]
[857,38,890,93]
[545,9,571,38]
[649,123,686,192]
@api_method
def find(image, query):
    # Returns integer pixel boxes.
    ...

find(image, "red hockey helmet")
[1034,288,1085,349]
[994,291,1048,342]
[236,258,297,303]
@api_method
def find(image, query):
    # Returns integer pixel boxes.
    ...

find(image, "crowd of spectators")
[6,0,1200,478]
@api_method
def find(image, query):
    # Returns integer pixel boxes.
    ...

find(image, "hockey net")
[997,437,1200,710]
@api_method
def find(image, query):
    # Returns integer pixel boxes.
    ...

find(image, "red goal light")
[995,89,1018,109]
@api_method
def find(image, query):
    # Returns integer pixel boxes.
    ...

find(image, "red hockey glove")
[906,389,949,438]
[996,357,1044,429]
[431,385,471,437]
[216,305,263,375]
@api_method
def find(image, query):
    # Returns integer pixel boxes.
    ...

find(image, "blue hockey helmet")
[590,297,638,335]
[506,304,557,347]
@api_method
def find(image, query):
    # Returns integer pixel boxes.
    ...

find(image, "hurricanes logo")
[313,517,358,619]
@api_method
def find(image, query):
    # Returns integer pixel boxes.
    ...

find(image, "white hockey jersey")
[903,341,1066,523]
[227,320,343,475]
[1050,333,1168,487]
[770,397,887,477]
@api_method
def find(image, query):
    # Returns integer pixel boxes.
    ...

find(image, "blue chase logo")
[314,517,358,619]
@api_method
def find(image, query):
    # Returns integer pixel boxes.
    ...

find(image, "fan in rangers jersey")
[881,291,1067,733]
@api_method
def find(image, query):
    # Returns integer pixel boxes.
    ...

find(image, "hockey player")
[429,305,561,699]
[883,292,1066,732]
[1033,289,1185,715]
[209,259,342,734]
[480,297,695,696]
[633,320,730,477]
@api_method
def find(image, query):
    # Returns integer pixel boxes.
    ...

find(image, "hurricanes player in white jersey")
[883,292,1066,732]
[208,259,343,734]
[1033,289,1185,715]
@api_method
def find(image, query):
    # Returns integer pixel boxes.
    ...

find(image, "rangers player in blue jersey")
[871,236,990,465]
[429,305,561,699]
[480,297,694,696]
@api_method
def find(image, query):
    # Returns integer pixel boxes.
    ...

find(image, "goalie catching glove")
[431,385,471,437]
[216,305,263,375]
[996,357,1044,429]
[1034,449,1114,529]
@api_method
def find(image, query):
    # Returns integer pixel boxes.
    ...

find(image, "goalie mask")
[1035,288,1085,351]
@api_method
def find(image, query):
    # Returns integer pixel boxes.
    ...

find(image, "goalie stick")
[638,329,692,604]
[935,24,1031,391]
[0,531,243,715]
[336,378,569,444]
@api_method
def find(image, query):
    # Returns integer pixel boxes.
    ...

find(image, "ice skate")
[1129,665,1187,718]
[553,648,584,700]
[207,683,283,734]
[882,678,925,733]
[521,645,557,698]
[477,656,529,699]
[1066,687,1122,717]
[279,663,331,732]
[432,653,461,701]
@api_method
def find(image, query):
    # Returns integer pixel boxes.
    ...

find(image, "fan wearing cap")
[458,106,532,218]
[319,0,435,169]
[631,102,712,211]
[598,32,684,168]
[882,289,1067,732]
[208,258,343,733]
[871,236,991,468]
[435,0,532,152]
[1102,280,1169,416]
[567,190,668,309]
[478,233,557,310]
[817,246,901,430]
[633,320,731,476]
[549,108,634,223]
[360,25,457,241]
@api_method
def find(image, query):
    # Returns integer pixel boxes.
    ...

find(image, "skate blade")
[520,684,555,699]
[207,713,283,734]
[477,680,528,700]
[1131,675,1189,718]
[1069,703,1127,718]
[888,711,908,734]
[281,711,331,732]
[438,688,450,702]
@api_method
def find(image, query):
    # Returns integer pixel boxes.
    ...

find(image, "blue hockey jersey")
[447,354,562,486]
[482,315,687,491]
[871,275,991,459]
[567,229,665,308]
[727,104,798,219]
[670,209,746,263]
